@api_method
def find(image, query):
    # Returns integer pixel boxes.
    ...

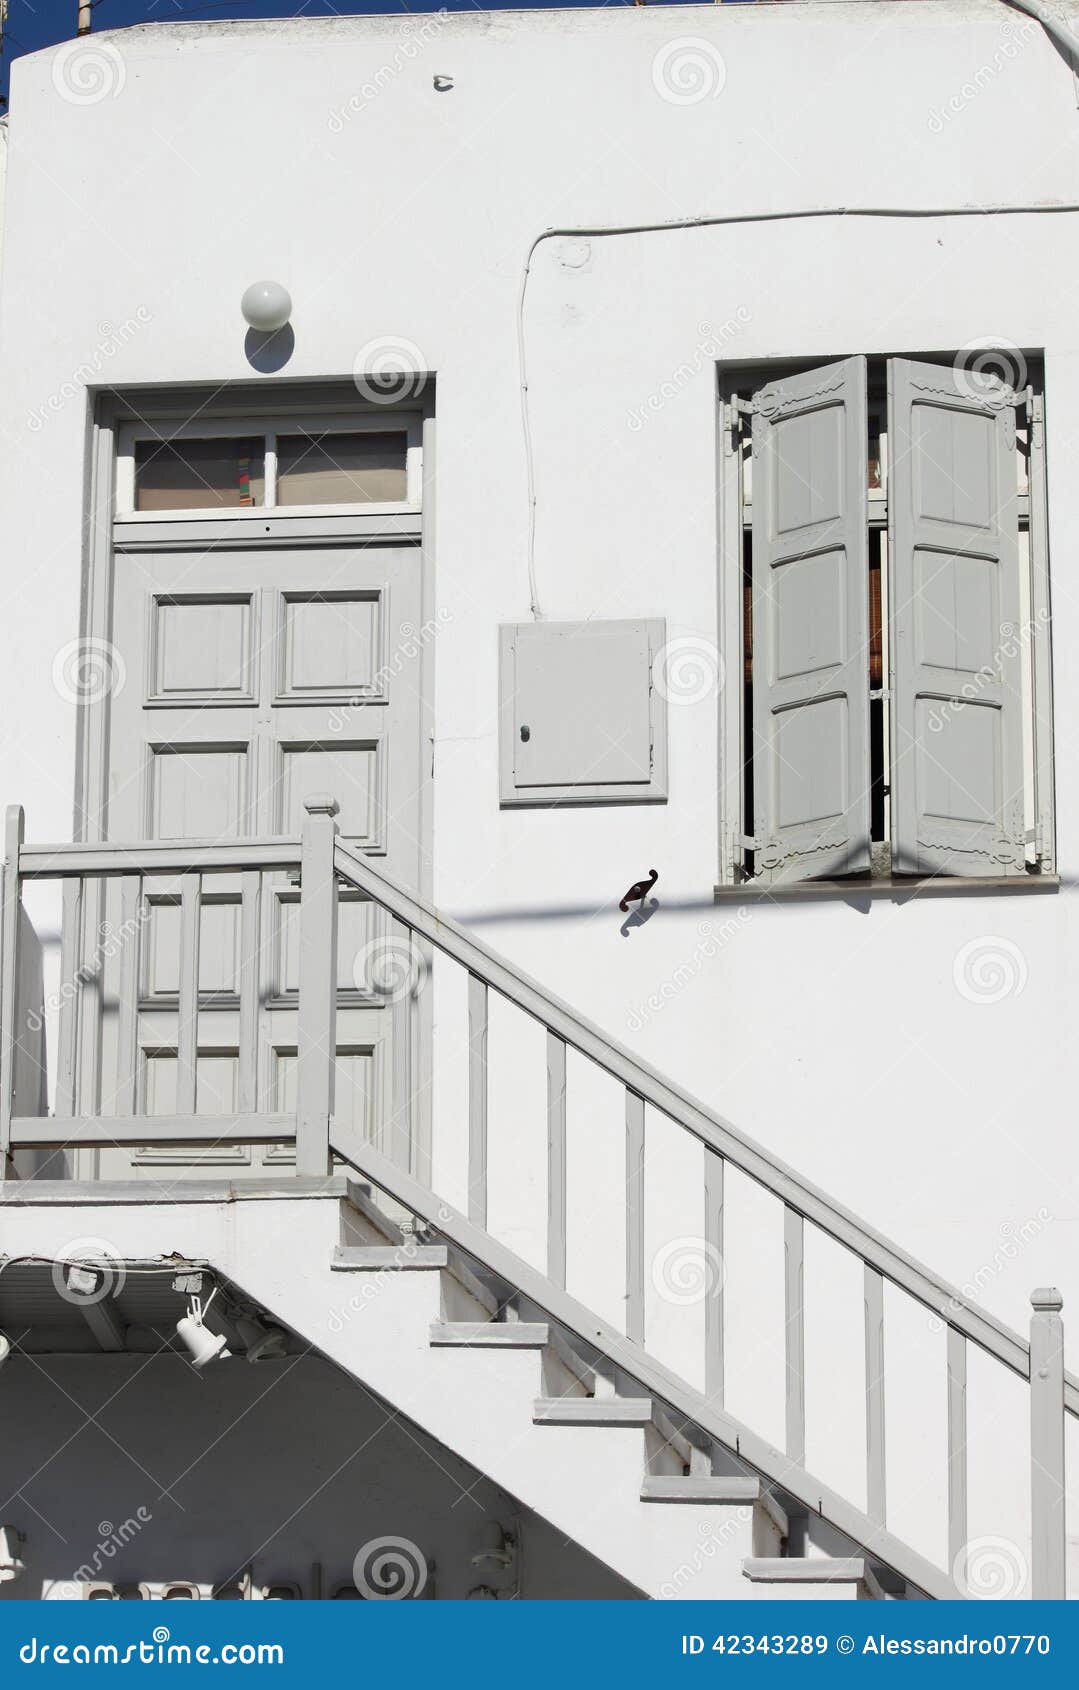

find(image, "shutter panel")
[751,357,870,885]
[888,358,1025,877]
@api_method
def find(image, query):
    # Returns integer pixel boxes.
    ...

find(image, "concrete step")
[642,1475,760,1505]
[331,1244,448,1271]
[743,1556,885,1600]
[534,1397,653,1427]
[430,1321,549,1349]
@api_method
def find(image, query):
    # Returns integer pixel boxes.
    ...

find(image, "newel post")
[1029,1287,1066,1599]
[295,795,339,1177]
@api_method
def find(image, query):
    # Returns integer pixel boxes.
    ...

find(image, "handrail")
[3,817,1071,1594]
[328,1119,955,1602]
[18,837,302,879]
[333,837,1079,1415]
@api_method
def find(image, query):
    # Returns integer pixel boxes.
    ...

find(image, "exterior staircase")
[1,799,1075,1599]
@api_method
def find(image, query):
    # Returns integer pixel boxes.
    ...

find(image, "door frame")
[69,382,437,1181]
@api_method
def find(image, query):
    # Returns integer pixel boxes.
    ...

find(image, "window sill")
[714,874,1060,904]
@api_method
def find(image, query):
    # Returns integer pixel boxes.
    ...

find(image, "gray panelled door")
[95,540,424,1175]
[888,359,1025,876]
[751,356,871,885]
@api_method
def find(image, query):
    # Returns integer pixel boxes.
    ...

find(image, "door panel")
[88,541,425,1177]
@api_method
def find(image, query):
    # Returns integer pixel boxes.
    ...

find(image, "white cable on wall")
[519,197,1079,620]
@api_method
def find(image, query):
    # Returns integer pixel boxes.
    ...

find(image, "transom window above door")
[718,352,1055,891]
[116,413,422,519]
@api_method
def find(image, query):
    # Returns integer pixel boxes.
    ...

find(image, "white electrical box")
[499,619,668,806]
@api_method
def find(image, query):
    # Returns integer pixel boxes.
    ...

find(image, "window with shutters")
[718,354,1054,890]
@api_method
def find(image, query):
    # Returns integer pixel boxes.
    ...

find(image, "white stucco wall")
[0,0,1076,1430]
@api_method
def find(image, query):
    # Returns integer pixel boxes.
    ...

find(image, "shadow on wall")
[0,1353,639,1601]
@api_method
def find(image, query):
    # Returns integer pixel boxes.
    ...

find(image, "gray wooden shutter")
[888,358,1025,877]
[751,356,870,885]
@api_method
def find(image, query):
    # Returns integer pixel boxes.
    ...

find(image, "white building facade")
[0,1,1076,1602]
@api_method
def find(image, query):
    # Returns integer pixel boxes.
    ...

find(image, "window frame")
[715,353,1056,894]
[115,410,423,521]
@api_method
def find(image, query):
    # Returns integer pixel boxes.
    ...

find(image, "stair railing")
[0,802,313,1163]
[326,830,1075,1603]
[1,797,1073,1598]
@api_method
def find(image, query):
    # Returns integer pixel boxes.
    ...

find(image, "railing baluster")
[237,871,261,1115]
[946,1325,968,1587]
[1030,1287,1066,1599]
[546,1031,567,1286]
[0,805,25,1170]
[864,1264,886,1524]
[704,1148,724,1404]
[784,1205,806,1467]
[114,874,141,1117]
[625,1089,645,1344]
[176,874,201,1116]
[467,972,488,1225]
[56,875,82,1118]
[296,797,339,1177]
[389,917,414,1170]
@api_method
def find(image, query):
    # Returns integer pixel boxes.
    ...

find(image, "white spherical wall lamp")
[241,280,292,333]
